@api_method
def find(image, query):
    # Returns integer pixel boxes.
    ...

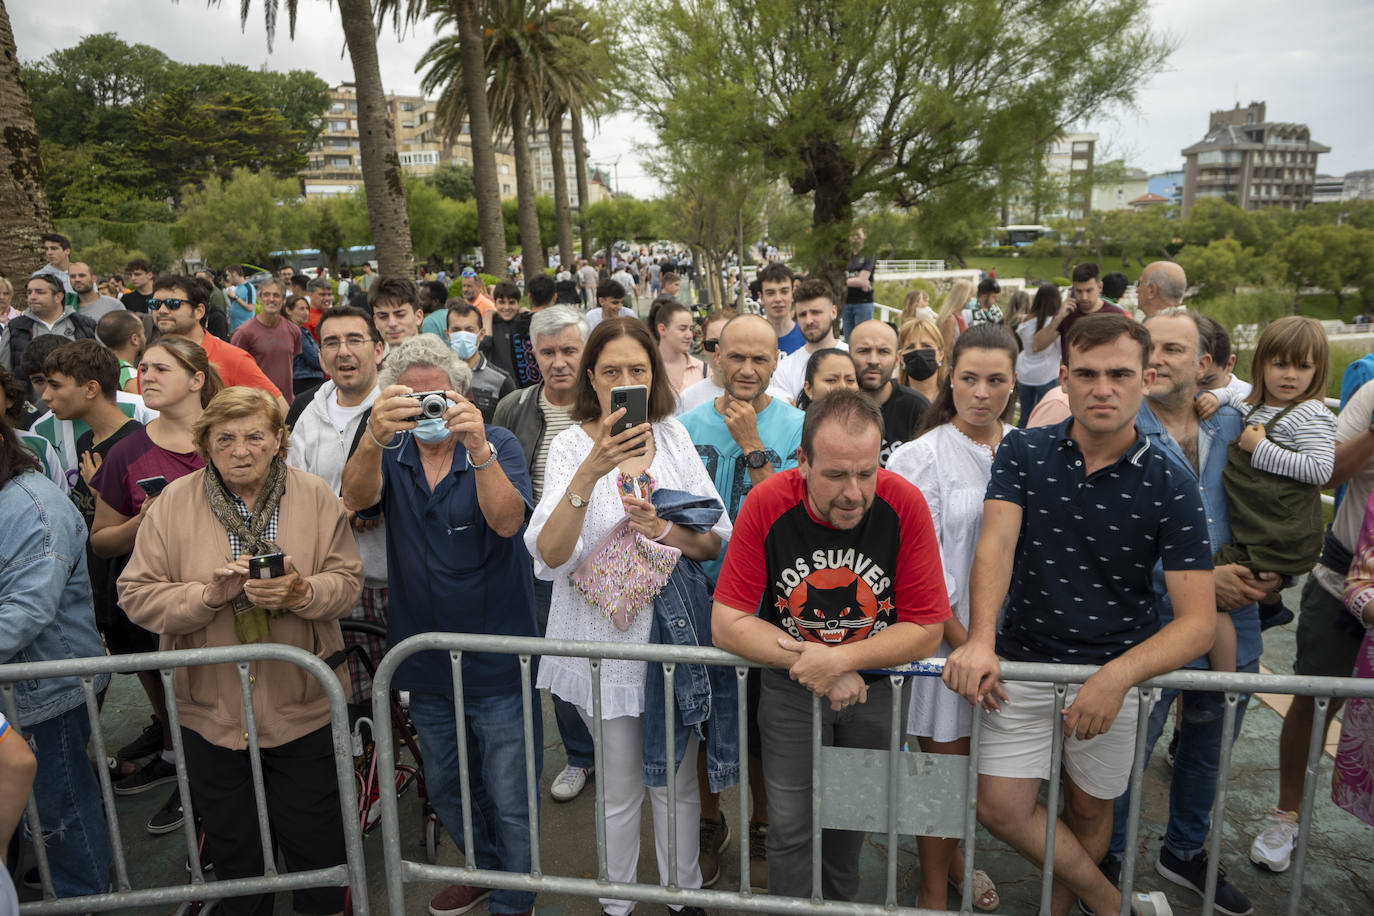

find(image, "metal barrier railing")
[370,633,1374,916]
[0,644,369,916]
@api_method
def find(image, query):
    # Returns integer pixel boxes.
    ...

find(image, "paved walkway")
[15,579,1373,914]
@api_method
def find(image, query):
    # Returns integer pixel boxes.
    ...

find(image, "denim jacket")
[1135,402,1261,668]
[0,472,109,727]
[643,489,740,792]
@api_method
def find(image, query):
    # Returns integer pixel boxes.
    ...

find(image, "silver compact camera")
[407,390,449,420]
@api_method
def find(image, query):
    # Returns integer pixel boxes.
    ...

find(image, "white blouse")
[887,422,1010,742]
[525,418,733,720]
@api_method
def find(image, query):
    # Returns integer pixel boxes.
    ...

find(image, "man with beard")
[848,320,928,465]
[769,279,846,402]
[69,263,125,322]
[679,313,804,888]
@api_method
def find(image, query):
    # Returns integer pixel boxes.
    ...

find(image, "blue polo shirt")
[380,426,537,696]
[986,418,1213,664]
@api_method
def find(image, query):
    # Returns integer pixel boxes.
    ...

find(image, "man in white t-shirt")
[770,279,846,402]
[285,306,387,709]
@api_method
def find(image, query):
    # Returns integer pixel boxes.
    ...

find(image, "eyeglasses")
[320,334,373,352]
[153,298,191,311]
[702,339,719,353]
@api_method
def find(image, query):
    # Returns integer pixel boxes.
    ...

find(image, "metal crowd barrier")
[0,644,369,916]
[370,633,1374,916]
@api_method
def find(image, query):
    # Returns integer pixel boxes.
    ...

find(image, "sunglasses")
[153,298,191,311]
[702,339,719,353]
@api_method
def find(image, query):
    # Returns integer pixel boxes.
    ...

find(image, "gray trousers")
[759,668,908,901]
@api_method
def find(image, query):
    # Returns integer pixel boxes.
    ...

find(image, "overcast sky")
[11,0,1373,200]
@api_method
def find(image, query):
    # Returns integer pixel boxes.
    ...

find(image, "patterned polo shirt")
[985,418,1213,664]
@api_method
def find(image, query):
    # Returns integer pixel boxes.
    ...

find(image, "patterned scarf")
[203,456,289,643]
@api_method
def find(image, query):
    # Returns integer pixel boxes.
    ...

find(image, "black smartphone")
[609,385,649,436]
[135,476,169,497]
[248,552,286,580]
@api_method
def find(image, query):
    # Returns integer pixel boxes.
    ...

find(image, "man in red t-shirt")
[231,279,302,404]
[712,389,950,902]
[148,274,287,414]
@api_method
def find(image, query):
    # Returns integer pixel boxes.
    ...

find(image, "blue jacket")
[0,472,109,726]
[643,489,739,792]
[1135,402,1261,669]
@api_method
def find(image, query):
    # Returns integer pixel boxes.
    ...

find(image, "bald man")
[69,263,126,321]
[849,319,929,465]
[678,313,805,888]
[1135,261,1187,320]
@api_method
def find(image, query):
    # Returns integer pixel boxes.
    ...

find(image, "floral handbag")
[570,516,681,631]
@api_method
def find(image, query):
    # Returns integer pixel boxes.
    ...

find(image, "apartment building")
[1180,101,1329,215]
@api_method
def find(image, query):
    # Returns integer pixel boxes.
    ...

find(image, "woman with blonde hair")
[935,278,976,357]
[900,288,936,324]
[0,276,17,324]
[897,317,945,405]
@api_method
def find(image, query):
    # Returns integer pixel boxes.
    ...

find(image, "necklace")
[951,420,1002,454]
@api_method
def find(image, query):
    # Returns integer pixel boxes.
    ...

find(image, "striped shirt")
[531,388,576,503]
[1213,390,1336,485]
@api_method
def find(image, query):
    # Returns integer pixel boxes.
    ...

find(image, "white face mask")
[449,330,479,359]
[412,414,452,443]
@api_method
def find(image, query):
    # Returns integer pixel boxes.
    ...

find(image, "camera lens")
[421,394,446,418]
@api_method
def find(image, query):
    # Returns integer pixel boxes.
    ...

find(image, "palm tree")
[533,4,614,273]
[216,0,414,277]
[422,0,561,276]
[0,0,55,282]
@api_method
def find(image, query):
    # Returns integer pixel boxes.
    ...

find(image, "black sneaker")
[116,717,163,762]
[1155,846,1252,916]
[1258,600,1294,631]
[146,787,184,835]
[114,756,178,796]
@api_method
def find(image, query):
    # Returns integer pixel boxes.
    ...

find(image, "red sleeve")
[219,342,283,397]
[880,473,952,626]
[714,472,798,614]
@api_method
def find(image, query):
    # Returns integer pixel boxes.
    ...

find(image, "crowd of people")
[1,230,1372,916]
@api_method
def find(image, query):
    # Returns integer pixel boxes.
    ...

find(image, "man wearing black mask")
[849,319,928,465]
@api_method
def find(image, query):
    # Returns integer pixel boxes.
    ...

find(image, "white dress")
[526,418,733,720]
[887,422,1011,742]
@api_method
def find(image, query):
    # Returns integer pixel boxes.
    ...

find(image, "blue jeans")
[1017,380,1059,427]
[27,703,110,900]
[1109,658,1257,862]
[532,576,595,770]
[841,302,874,339]
[409,690,543,914]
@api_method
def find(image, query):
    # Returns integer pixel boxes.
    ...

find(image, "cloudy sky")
[11,0,1374,200]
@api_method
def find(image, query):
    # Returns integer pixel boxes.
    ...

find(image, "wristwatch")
[745,449,770,470]
[565,489,589,509]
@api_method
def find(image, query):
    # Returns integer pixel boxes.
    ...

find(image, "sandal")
[949,868,999,912]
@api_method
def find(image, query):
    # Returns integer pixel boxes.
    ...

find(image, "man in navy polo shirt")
[341,334,540,916]
[1102,307,1265,915]
[945,314,1216,916]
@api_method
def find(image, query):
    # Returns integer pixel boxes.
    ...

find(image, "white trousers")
[580,712,702,915]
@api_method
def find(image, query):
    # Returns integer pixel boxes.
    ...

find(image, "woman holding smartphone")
[527,317,731,916]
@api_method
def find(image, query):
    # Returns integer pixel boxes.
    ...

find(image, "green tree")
[23,33,175,146]
[135,90,307,200]
[178,168,302,267]
[223,0,415,277]
[1273,223,1374,316]
[429,162,475,201]
[638,0,1172,298]
[583,197,655,262]
[39,140,163,221]
[1175,237,1266,299]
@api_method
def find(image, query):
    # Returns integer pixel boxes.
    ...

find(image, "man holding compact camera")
[341,334,542,916]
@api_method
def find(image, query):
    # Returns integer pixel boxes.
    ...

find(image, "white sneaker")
[1131,891,1174,916]
[550,765,590,802]
[1249,808,1299,873]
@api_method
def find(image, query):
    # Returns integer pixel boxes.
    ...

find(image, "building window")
[327,156,353,169]
[328,120,349,133]
[503,184,512,194]
[399,151,440,168]
[501,164,511,174]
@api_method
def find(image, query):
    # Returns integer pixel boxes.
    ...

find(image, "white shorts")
[976,679,1149,799]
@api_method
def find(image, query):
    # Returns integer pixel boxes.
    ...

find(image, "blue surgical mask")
[412,414,452,443]
[449,330,479,359]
